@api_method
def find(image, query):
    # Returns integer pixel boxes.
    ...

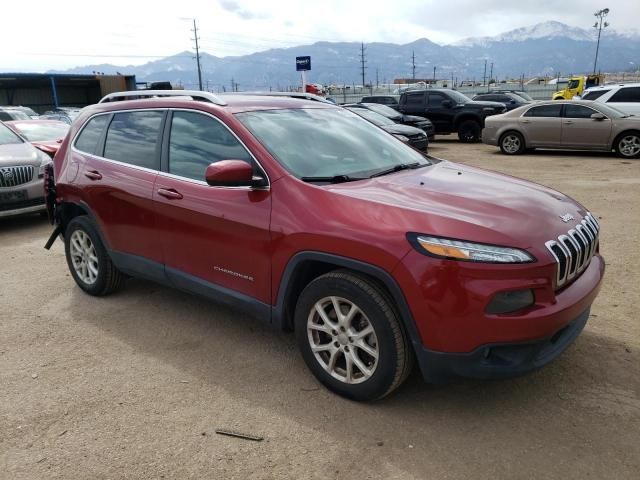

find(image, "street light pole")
[592,8,610,75]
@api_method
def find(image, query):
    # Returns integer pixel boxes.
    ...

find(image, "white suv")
[582,83,640,116]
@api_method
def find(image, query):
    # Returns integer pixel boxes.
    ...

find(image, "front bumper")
[0,198,45,218]
[416,308,590,383]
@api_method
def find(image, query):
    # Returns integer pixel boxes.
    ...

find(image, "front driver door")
[561,104,612,149]
[153,109,272,309]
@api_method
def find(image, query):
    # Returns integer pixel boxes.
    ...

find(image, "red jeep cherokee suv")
[45,90,604,401]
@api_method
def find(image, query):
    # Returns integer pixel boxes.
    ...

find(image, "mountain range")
[49,21,640,89]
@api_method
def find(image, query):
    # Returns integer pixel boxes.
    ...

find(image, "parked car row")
[36,89,603,401]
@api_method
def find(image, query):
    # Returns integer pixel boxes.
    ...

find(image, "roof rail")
[99,90,227,106]
[224,91,334,104]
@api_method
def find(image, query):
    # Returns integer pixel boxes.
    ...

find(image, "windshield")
[0,122,24,145]
[361,103,402,119]
[447,90,471,104]
[236,108,431,180]
[345,107,394,127]
[590,103,631,119]
[11,122,69,141]
[513,91,534,101]
[567,79,580,90]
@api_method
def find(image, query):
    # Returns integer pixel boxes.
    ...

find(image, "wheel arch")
[611,129,640,152]
[453,114,482,130]
[499,128,527,149]
[273,252,423,354]
[57,201,110,249]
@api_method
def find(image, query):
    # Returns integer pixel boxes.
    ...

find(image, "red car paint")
[5,120,67,158]
[50,96,604,380]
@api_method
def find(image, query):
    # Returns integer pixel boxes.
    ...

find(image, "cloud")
[218,0,269,20]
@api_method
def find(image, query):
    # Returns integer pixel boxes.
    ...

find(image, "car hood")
[463,100,506,108]
[382,123,425,136]
[0,142,41,167]
[403,115,432,124]
[326,161,588,249]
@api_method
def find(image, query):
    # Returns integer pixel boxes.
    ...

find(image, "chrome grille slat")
[546,213,600,289]
[0,166,34,188]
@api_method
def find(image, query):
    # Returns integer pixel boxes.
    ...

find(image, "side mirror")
[442,100,453,108]
[510,99,517,104]
[205,160,255,187]
[590,113,606,121]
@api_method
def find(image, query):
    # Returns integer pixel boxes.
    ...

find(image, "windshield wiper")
[369,162,423,178]
[300,174,366,184]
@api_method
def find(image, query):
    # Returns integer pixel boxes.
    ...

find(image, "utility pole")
[592,8,610,74]
[359,42,367,88]
[433,66,436,82]
[376,68,379,87]
[483,59,487,86]
[191,19,203,91]
[488,62,494,92]
[412,51,416,80]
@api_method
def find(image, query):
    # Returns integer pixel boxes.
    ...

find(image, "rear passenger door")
[519,104,562,147]
[153,109,272,306]
[74,110,165,275]
[399,92,425,116]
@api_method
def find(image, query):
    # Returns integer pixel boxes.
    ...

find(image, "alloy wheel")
[307,296,379,384]
[69,230,99,285]
[619,135,640,157]
[502,134,521,154]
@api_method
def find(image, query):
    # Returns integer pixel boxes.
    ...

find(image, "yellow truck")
[552,75,604,100]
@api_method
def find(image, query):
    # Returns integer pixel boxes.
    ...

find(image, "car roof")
[585,82,640,91]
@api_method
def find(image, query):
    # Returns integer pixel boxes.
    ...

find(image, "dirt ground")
[1,140,639,479]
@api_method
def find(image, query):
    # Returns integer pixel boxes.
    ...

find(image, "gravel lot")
[1,140,639,479]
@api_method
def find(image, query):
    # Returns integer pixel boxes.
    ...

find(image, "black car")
[349,103,435,141]
[490,90,535,102]
[397,89,506,142]
[472,92,531,111]
[360,95,399,107]
[344,106,428,151]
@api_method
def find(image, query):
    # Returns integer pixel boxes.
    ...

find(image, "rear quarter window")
[74,115,109,155]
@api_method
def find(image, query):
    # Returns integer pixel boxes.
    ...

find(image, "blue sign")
[296,56,311,71]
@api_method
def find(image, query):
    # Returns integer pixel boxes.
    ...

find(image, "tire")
[294,270,413,401]
[457,119,482,143]
[499,131,526,155]
[64,216,125,296]
[614,131,640,159]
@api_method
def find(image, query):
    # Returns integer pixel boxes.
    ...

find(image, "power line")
[191,19,203,91]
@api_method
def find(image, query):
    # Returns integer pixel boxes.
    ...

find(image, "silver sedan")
[482,100,640,158]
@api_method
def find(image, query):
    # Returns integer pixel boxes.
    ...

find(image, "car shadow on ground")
[65,276,639,476]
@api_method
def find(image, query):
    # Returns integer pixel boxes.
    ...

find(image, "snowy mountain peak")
[452,21,595,47]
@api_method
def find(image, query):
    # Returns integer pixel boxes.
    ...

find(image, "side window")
[564,105,598,119]
[523,104,562,118]
[427,93,449,107]
[103,111,163,169]
[405,93,424,106]
[74,115,109,155]
[582,89,609,100]
[168,111,252,181]
[608,87,640,103]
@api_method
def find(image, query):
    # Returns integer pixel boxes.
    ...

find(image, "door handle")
[84,170,102,180]
[157,188,183,200]
[521,119,531,124]
[564,120,574,124]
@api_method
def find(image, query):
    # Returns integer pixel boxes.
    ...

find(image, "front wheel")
[615,132,640,159]
[64,216,125,296]
[457,120,481,143]
[499,131,526,155]
[294,271,413,401]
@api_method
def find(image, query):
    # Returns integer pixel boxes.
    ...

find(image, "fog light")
[486,289,534,315]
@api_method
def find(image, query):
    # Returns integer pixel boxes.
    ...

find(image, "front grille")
[0,166,35,188]
[545,213,600,289]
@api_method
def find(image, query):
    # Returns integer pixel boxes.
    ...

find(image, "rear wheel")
[614,131,640,159]
[499,131,526,155]
[294,271,413,401]
[64,216,125,296]
[457,120,481,143]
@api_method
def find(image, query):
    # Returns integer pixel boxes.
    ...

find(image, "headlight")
[409,234,535,263]
[37,152,52,177]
